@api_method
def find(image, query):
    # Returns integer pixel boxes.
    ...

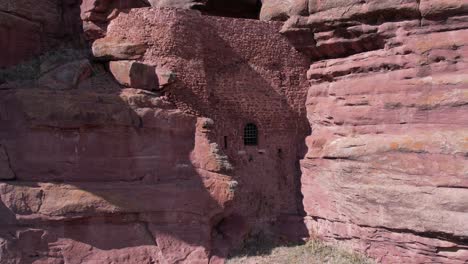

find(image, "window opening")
[244,123,258,146]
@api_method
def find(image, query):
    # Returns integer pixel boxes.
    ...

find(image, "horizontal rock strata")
[0,7,311,264]
[286,1,468,263]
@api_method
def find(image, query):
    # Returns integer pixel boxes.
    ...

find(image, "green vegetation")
[227,237,373,264]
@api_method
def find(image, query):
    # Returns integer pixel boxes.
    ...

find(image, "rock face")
[80,0,150,40]
[1,0,468,263]
[0,6,311,264]
[280,0,468,263]
[0,0,84,67]
[98,7,311,230]
[0,77,236,263]
[109,61,158,90]
[80,0,294,38]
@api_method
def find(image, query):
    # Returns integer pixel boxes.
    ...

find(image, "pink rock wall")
[1,0,468,263]
[94,7,314,249]
[0,7,311,263]
[0,84,235,263]
[98,7,312,223]
[0,0,84,67]
[280,0,468,263]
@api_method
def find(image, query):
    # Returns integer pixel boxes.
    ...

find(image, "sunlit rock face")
[1,0,468,263]
[0,5,311,263]
[281,1,468,263]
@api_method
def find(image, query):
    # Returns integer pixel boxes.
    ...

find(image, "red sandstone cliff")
[1,3,310,263]
[0,0,84,67]
[281,0,468,263]
[0,0,467,263]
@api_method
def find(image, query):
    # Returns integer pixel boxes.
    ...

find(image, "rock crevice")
[0,145,16,180]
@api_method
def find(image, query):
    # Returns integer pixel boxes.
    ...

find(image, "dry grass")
[227,237,373,264]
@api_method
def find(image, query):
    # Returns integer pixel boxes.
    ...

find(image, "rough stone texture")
[0,7,310,264]
[109,60,175,90]
[109,60,158,90]
[92,38,147,60]
[114,6,309,219]
[0,0,84,67]
[0,145,15,180]
[0,80,235,263]
[38,60,93,90]
[90,7,311,255]
[0,12,41,67]
[80,0,150,40]
[259,0,292,21]
[2,1,468,263]
[280,0,468,263]
[80,0,294,35]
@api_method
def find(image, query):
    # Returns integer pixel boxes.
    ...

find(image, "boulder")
[80,0,150,40]
[109,60,158,90]
[155,67,176,88]
[260,0,291,21]
[92,38,147,60]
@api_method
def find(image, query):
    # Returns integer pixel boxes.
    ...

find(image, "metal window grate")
[244,123,258,146]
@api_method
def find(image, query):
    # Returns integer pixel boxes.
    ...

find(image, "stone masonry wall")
[100,7,312,237]
[0,7,312,264]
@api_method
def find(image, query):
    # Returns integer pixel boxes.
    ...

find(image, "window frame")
[243,123,258,146]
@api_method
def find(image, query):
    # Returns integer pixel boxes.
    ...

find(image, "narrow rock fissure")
[311,216,468,246]
[416,0,423,26]
[141,221,158,247]
[1,145,17,180]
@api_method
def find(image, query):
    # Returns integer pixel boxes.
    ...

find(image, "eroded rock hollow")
[0,0,467,263]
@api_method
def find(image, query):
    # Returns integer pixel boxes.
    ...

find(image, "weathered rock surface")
[80,0,150,40]
[102,6,311,222]
[282,0,468,263]
[38,59,93,90]
[0,80,235,263]
[0,0,84,67]
[109,60,175,91]
[0,7,310,264]
[109,60,158,90]
[2,0,468,263]
[92,38,147,60]
[0,145,15,180]
[80,0,295,36]
[0,11,41,67]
